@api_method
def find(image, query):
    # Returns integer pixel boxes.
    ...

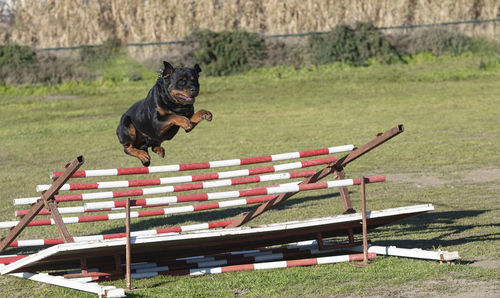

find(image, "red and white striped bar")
[16,157,334,205]
[2,196,276,229]
[38,156,333,192]
[15,206,140,217]
[50,145,354,179]
[0,254,29,264]
[85,175,386,210]
[6,204,432,249]
[8,219,236,248]
[17,169,316,209]
[132,253,376,278]
[133,242,345,273]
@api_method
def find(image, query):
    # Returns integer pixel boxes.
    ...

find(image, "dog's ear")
[194,64,202,74]
[162,61,174,78]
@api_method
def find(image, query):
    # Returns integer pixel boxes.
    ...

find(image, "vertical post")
[360,176,369,265]
[334,168,355,213]
[126,198,131,290]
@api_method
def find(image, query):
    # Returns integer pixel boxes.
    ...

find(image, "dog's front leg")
[158,115,193,135]
[185,110,212,132]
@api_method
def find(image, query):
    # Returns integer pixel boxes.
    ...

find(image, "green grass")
[0,53,499,296]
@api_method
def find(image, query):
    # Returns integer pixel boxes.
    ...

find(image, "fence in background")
[38,18,500,52]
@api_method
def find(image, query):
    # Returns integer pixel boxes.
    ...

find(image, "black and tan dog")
[116,61,212,166]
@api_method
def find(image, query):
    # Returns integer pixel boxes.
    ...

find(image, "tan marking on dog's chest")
[157,106,174,117]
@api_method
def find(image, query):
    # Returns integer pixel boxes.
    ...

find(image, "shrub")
[309,22,404,66]
[397,28,476,56]
[185,30,266,76]
[0,43,96,85]
[0,44,38,67]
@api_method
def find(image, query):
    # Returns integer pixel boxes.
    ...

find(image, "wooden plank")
[0,156,84,253]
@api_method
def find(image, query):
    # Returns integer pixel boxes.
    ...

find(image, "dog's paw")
[200,110,213,122]
[152,146,165,158]
[136,150,151,166]
[183,120,195,132]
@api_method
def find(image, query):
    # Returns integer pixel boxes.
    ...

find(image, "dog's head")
[161,61,201,105]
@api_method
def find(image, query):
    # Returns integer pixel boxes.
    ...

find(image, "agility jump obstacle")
[0,124,458,296]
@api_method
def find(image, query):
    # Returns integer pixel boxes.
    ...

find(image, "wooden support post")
[125,198,131,291]
[80,256,88,275]
[361,176,369,265]
[0,156,84,254]
[333,168,355,213]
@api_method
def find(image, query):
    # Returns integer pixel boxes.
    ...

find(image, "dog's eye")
[178,80,186,86]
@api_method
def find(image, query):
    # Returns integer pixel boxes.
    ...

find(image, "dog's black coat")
[116,62,211,166]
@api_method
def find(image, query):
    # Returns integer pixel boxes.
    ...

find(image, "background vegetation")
[0,50,499,296]
[1,0,498,48]
[2,24,499,84]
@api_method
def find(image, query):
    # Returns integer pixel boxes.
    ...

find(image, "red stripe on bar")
[299,148,330,157]
[353,176,386,185]
[128,178,162,187]
[16,209,51,216]
[0,255,28,264]
[221,264,255,272]
[173,182,204,192]
[112,189,144,198]
[248,166,274,175]
[208,220,235,228]
[78,214,109,223]
[300,156,337,167]
[176,194,209,203]
[137,209,165,217]
[193,202,220,211]
[367,175,386,183]
[55,194,84,202]
[45,238,65,245]
[246,196,275,204]
[287,258,318,267]
[156,227,182,233]
[117,167,149,175]
[298,182,329,191]
[52,170,86,178]
[231,176,261,185]
[191,173,219,182]
[103,233,126,240]
[69,182,98,190]
[179,162,211,171]
[290,170,316,178]
[239,188,267,197]
[28,219,52,226]
[240,156,272,165]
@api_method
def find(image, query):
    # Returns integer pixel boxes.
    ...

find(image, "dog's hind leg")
[117,116,151,166]
[151,141,165,158]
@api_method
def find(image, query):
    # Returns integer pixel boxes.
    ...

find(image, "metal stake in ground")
[361,176,369,265]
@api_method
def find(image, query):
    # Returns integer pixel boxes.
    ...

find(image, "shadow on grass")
[370,209,500,251]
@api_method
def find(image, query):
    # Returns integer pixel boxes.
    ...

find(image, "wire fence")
[39,18,500,51]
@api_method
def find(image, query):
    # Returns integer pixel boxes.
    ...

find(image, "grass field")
[0,53,499,297]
